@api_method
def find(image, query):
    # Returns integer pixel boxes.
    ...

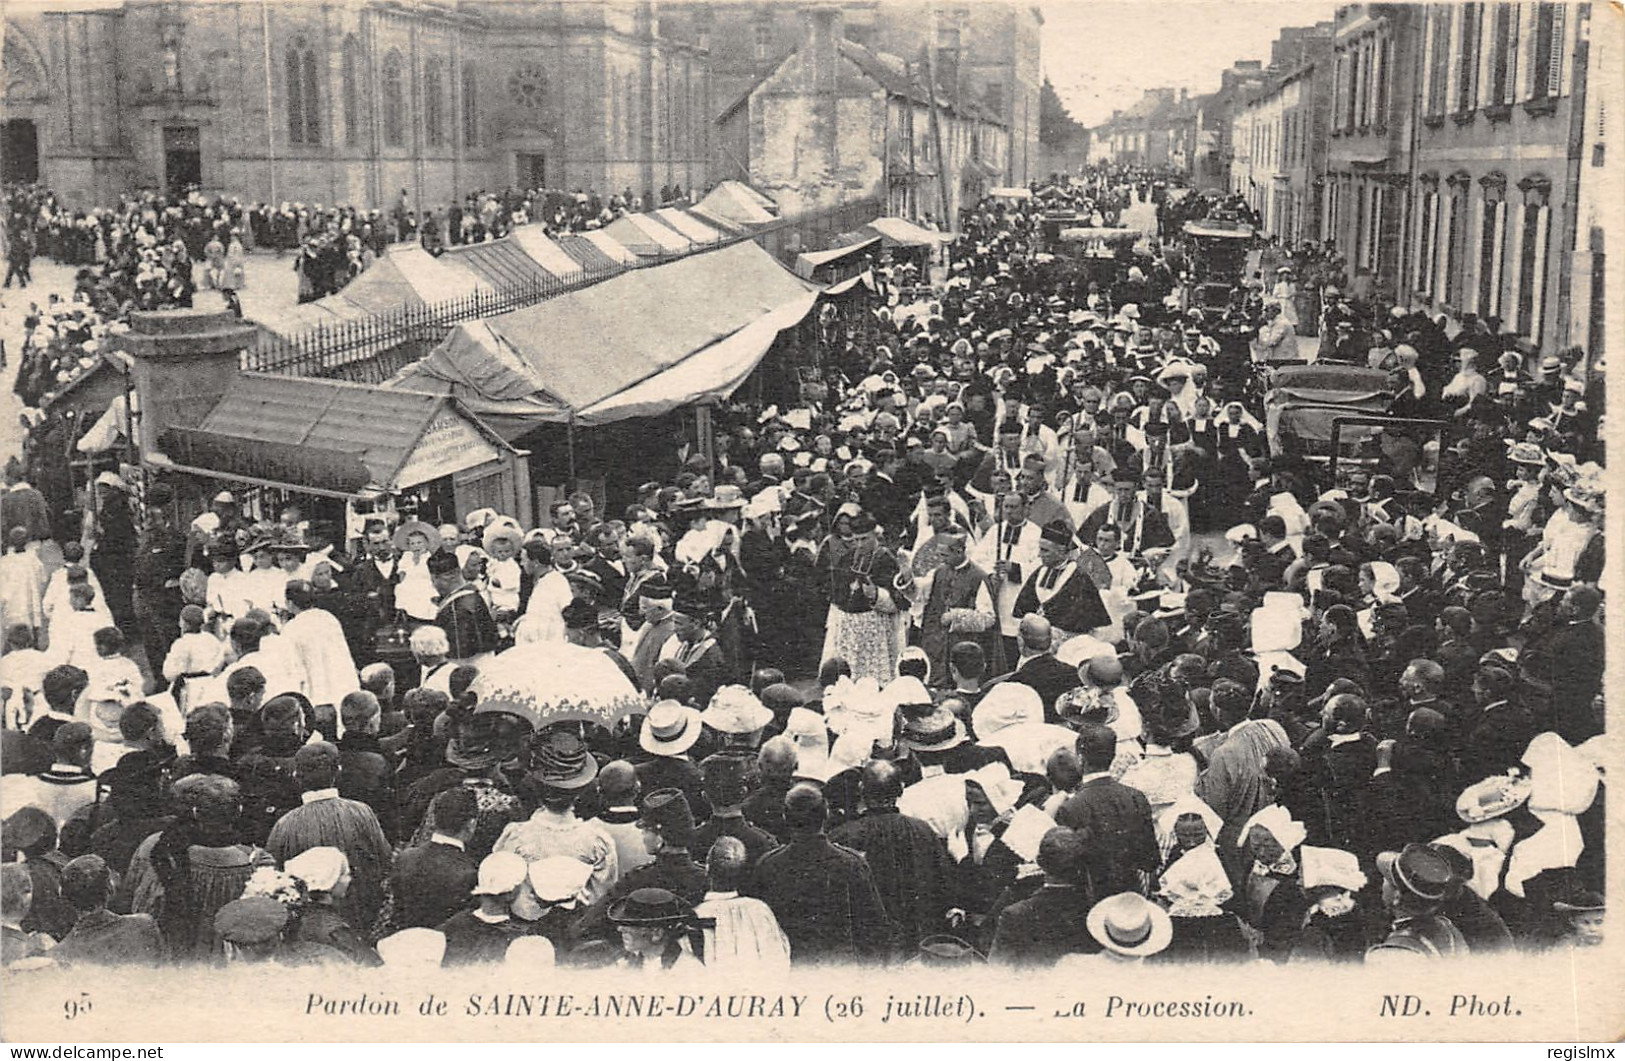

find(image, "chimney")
[111,304,259,461]
[802,5,844,89]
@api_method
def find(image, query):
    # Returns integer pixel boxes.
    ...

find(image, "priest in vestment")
[1012,522,1111,646]
[280,580,361,725]
[919,527,1000,684]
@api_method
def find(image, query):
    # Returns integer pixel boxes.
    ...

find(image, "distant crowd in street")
[2,180,702,309]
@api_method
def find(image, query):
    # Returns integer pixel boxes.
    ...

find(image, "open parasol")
[471,643,648,731]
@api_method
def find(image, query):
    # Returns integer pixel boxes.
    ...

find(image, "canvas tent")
[865,216,955,247]
[603,213,691,257]
[576,230,639,266]
[795,236,880,280]
[692,180,779,228]
[508,225,586,280]
[655,208,724,245]
[390,240,820,433]
[255,243,492,342]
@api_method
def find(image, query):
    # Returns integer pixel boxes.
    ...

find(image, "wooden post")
[566,414,577,483]
[694,405,714,480]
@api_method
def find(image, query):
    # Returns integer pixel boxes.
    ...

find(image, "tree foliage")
[1039,77,1086,146]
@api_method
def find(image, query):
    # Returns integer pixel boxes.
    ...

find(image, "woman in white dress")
[1270,267,1298,327]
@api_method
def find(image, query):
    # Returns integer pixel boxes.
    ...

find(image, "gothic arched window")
[287,37,320,144]
[341,35,361,147]
[382,50,406,147]
[424,58,446,146]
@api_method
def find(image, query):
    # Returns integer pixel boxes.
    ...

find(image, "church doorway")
[163,126,201,195]
[2,120,39,184]
[517,152,547,191]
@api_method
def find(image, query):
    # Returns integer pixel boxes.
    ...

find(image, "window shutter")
[1516,3,1536,99]
[1546,4,1565,96]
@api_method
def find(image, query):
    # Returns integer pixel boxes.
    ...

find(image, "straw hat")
[1087,893,1173,958]
[393,520,439,551]
[1455,772,1533,824]
[900,705,967,753]
[639,700,703,757]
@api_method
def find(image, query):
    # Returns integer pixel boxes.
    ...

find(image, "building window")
[342,36,361,147]
[1515,177,1552,339]
[1444,174,1471,306]
[381,51,406,146]
[1456,4,1481,113]
[424,59,445,147]
[1375,34,1391,124]
[691,5,714,50]
[1487,3,1516,105]
[1478,175,1508,316]
[1426,9,1450,117]
[624,73,637,154]
[509,63,548,112]
[1530,4,1565,100]
[1348,47,1362,129]
[1415,179,1440,296]
[754,22,772,62]
[462,63,478,147]
[286,37,320,145]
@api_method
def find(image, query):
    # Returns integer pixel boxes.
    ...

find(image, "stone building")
[1568,0,1615,365]
[1089,88,1185,170]
[1323,3,1420,301]
[714,7,1006,224]
[1403,2,1589,354]
[1231,30,1331,245]
[2,0,713,210]
[1189,61,1267,192]
[662,0,1041,187]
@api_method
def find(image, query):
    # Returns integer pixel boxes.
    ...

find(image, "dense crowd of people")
[3,180,701,311]
[0,169,1606,974]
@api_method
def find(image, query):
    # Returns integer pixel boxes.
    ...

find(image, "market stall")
[691,180,780,229]
[794,235,880,282]
[387,240,820,514]
[152,372,530,529]
[602,212,692,258]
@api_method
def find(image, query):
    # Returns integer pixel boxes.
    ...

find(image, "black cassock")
[1012,560,1110,636]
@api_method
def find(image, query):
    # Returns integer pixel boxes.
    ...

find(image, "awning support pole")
[566,414,577,485]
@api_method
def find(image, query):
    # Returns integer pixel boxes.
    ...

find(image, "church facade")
[2,1,713,210]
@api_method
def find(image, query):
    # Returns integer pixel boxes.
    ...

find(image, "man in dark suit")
[1053,723,1160,896]
[1250,515,1297,590]
[749,783,897,964]
[830,761,954,951]
[989,615,1081,720]
[665,601,729,709]
[693,757,779,869]
[337,692,399,842]
[584,524,628,606]
[49,855,163,967]
[859,448,915,538]
[1458,665,1535,783]
[989,827,1098,966]
[391,787,479,929]
[1300,694,1378,854]
[428,551,498,661]
[633,701,708,820]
